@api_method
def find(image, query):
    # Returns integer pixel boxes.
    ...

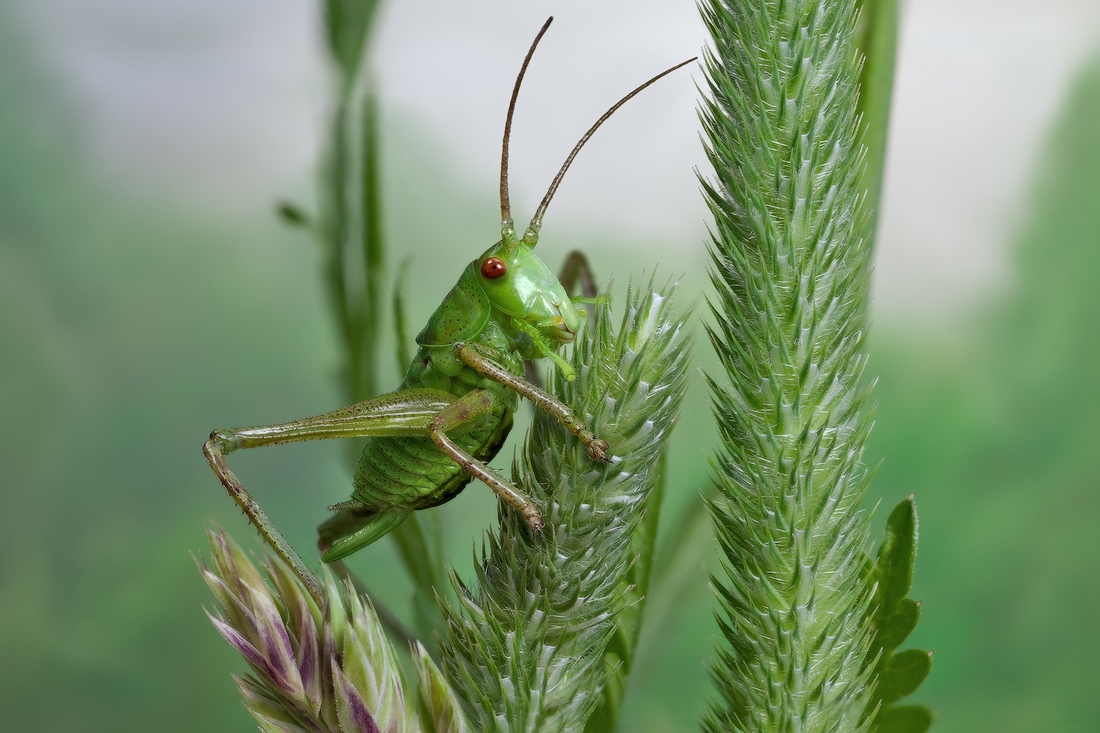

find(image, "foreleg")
[454,343,609,462]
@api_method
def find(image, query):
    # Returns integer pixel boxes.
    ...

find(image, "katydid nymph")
[204,17,694,600]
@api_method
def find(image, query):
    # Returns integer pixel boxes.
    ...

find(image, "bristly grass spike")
[203,15,695,601]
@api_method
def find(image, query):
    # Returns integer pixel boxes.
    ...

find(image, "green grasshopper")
[204,17,693,599]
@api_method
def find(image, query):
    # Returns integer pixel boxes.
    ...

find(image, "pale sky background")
[11,0,1100,325]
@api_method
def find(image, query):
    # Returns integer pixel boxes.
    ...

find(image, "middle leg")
[428,388,545,533]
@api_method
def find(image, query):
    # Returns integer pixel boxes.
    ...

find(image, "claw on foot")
[587,438,610,462]
[526,511,545,534]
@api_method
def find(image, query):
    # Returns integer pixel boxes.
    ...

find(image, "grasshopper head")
[484,18,690,362]
[476,238,581,346]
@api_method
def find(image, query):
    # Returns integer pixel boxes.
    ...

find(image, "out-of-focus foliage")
[868,497,933,732]
[0,7,336,730]
[854,0,900,242]
[865,52,1100,732]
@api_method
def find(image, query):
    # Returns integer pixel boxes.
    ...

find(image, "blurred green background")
[2,1,1098,731]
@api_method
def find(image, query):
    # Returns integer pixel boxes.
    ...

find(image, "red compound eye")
[480,257,507,279]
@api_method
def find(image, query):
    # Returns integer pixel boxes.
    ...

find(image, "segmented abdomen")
[351,407,512,511]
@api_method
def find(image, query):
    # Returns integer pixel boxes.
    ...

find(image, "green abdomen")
[350,410,512,511]
[350,312,522,513]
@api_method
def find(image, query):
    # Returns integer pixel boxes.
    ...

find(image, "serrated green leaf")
[876,704,933,733]
[877,598,921,650]
[876,497,918,613]
[878,649,933,704]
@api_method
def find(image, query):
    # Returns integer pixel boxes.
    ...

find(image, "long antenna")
[523,56,697,245]
[500,16,554,235]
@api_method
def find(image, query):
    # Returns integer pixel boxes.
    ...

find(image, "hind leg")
[203,388,454,601]
[317,507,410,563]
